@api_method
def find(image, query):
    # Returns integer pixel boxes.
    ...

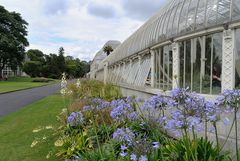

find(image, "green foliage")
[161,137,232,161]
[103,45,114,56]
[23,61,42,77]
[56,131,93,159]
[23,47,90,79]
[26,49,45,62]
[79,80,122,101]
[0,5,29,77]
[32,77,53,82]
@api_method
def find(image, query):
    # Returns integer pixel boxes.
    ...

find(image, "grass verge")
[0,93,66,161]
[0,77,58,94]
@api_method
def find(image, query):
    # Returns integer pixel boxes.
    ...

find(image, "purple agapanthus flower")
[110,98,138,121]
[139,155,148,161]
[141,95,176,111]
[113,128,135,146]
[130,153,137,161]
[68,111,84,126]
[91,98,110,110]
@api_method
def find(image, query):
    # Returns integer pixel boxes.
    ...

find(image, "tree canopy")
[0,5,29,77]
[23,47,90,79]
[103,45,113,56]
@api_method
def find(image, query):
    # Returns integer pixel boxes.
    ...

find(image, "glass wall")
[154,45,173,91]
[235,29,240,88]
[179,33,222,94]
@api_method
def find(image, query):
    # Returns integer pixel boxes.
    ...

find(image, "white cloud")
[0,0,166,61]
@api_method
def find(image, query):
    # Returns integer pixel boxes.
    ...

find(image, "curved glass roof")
[99,0,240,68]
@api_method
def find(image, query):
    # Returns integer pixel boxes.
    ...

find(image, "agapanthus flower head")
[139,155,148,161]
[217,89,240,110]
[110,98,137,121]
[68,111,84,126]
[128,112,138,121]
[113,128,135,146]
[170,87,189,102]
[119,145,128,157]
[141,95,175,111]
[130,153,137,161]
[91,98,110,110]
[204,100,221,122]
[82,106,92,112]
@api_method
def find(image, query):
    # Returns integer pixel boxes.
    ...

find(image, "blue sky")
[0,0,166,61]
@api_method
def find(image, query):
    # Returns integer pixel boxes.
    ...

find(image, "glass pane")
[217,0,230,24]
[163,46,169,90]
[202,33,222,94]
[186,0,199,32]
[172,1,184,36]
[232,0,240,21]
[169,48,173,90]
[212,33,222,94]
[155,50,159,88]
[179,42,185,87]
[206,0,218,26]
[235,29,240,88]
[178,0,191,34]
[192,38,201,93]
[202,35,212,94]
[185,40,192,89]
[195,0,206,30]
[167,2,178,37]
[160,48,164,89]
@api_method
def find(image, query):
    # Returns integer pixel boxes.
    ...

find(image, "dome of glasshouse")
[91,0,240,96]
[90,40,121,79]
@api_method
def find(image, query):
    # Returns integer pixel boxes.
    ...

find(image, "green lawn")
[0,94,66,161]
[0,77,57,93]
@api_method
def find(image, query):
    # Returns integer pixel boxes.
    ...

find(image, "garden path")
[0,83,60,116]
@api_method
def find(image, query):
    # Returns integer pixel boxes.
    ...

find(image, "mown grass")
[0,93,67,161]
[0,77,57,93]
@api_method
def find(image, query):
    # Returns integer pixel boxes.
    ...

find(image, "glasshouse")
[90,0,240,98]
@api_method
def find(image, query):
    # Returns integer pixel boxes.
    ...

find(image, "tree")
[57,47,66,73]
[0,6,29,78]
[23,49,45,77]
[26,49,45,63]
[103,45,113,56]
[23,61,42,77]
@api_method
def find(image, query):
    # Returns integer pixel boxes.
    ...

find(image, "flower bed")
[34,76,240,160]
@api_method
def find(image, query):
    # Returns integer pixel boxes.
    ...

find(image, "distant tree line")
[23,47,90,79]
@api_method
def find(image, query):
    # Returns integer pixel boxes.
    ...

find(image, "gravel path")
[0,83,60,117]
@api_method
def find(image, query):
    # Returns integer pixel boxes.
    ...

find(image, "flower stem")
[234,106,239,161]
[213,122,220,161]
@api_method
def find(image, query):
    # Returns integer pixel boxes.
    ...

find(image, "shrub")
[32,77,53,82]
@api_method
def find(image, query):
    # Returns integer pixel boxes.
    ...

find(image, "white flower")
[61,73,67,88]
[31,140,39,147]
[60,89,66,95]
[54,139,64,147]
[76,79,81,87]
[32,127,43,133]
[46,151,52,159]
[45,125,53,129]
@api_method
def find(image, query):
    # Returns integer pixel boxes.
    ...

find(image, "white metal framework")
[91,0,240,95]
